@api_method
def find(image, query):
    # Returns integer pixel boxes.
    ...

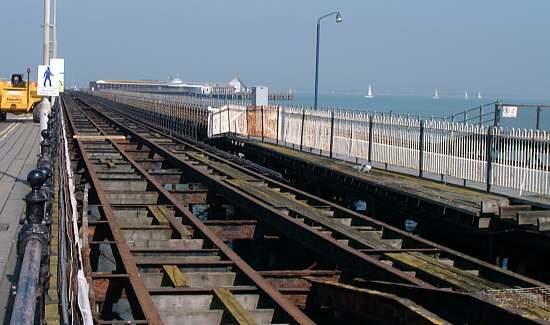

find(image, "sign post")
[37,65,59,135]
[37,65,59,97]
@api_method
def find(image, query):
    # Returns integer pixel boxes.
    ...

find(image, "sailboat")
[464,90,469,100]
[365,84,374,98]
[433,89,440,99]
[477,91,482,99]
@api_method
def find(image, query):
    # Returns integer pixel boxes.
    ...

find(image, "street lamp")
[314,11,342,110]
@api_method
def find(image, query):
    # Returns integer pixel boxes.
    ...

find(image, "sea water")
[274,93,550,131]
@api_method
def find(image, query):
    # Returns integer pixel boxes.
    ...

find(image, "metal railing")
[10,106,57,325]
[10,98,94,325]
[446,102,550,130]
[208,105,550,196]
[88,90,550,196]
[445,101,499,125]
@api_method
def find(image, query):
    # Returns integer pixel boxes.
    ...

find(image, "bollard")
[18,170,49,254]
[39,129,52,158]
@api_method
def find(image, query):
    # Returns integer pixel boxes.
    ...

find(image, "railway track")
[64,92,550,324]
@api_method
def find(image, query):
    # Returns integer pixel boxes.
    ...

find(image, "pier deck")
[0,118,40,320]
[213,136,550,281]
[219,136,512,217]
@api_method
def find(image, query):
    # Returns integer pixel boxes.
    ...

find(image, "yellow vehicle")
[0,69,43,122]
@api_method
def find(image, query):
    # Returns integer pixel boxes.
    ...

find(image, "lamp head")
[336,12,342,23]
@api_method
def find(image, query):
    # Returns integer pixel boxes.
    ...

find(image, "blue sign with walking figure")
[43,67,54,87]
[37,64,59,96]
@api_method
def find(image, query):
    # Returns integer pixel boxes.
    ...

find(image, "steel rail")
[73,93,550,322]
[77,95,432,288]
[82,93,546,290]
[64,96,314,325]
[63,96,164,324]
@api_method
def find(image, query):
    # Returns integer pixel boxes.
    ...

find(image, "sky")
[1,0,550,97]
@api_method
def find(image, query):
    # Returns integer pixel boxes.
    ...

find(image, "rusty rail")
[62,94,314,324]
[66,92,550,324]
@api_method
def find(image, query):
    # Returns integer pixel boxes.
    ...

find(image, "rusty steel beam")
[75,140,164,324]
[84,94,546,289]
[70,102,315,325]
[83,104,429,288]
[64,98,164,324]
[353,280,547,325]
[203,219,258,240]
[75,93,550,323]
[308,279,451,325]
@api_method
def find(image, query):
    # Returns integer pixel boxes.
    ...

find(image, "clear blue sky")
[1,0,549,97]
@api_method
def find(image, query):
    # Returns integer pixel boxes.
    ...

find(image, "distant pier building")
[89,76,294,101]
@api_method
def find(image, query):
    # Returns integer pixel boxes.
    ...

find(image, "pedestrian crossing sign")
[37,65,59,96]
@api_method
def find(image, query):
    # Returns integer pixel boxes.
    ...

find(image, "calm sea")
[273,93,550,131]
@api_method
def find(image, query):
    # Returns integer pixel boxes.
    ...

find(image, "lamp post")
[314,11,342,110]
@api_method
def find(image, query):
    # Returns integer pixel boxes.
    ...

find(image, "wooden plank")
[498,205,531,219]
[517,211,550,225]
[73,135,126,140]
[477,217,491,229]
[248,139,512,216]
[162,265,187,287]
[213,287,259,325]
[229,179,502,291]
[480,200,501,214]
[537,217,550,231]
[147,205,169,225]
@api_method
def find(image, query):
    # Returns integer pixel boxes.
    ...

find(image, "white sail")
[365,84,374,98]
[477,91,482,99]
[433,89,439,99]
[464,90,469,100]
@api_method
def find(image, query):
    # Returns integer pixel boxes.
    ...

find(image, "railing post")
[227,106,230,134]
[368,115,373,163]
[486,126,494,192]
[299,108,305,151]
[261,106,264,142]
[536,106,541,130]
[493,101,500,127]
[479,105,483,125]
[329,110,335,157]
[418,120,425,178]
[276,106,280,145]
[246,106,250,139]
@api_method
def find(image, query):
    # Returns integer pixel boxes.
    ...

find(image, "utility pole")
[39,0,52,136]
[43,0,50,65]
[51,0,57,59]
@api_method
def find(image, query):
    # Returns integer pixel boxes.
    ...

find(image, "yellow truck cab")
[0,71,43,122]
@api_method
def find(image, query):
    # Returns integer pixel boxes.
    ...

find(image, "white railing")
[209,104,550,196]
[87,90,550,196]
